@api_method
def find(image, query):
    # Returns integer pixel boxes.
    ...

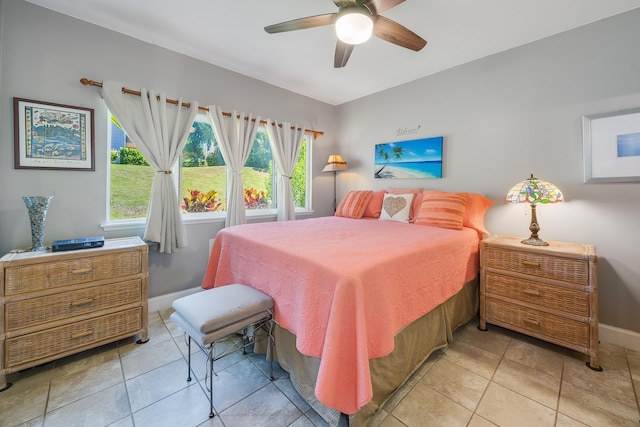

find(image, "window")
[108,113,312,221]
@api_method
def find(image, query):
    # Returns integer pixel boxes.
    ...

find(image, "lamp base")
[521,235,549,246]
[521,203,549,246]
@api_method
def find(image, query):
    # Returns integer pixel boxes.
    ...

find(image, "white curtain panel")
[266,121,306,221]
[102,80,198,253]
[207,106,261,227]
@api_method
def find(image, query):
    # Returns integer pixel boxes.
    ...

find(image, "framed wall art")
[583,107,640,183]
[374,136,443,179]
[14,97,95,171]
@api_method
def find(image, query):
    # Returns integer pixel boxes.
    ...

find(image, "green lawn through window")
[110,164,269,220]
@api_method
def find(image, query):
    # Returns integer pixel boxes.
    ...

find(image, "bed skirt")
[269,277,479,426]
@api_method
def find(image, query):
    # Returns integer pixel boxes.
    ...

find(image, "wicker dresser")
[479,235,600,370]
[0,236,148,391]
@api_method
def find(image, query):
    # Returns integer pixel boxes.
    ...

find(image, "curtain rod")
[79,78,324,138]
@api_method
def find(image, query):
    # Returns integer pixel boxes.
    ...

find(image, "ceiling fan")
[264,0,427,68]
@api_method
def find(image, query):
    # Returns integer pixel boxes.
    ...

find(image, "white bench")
[170,284,274,418]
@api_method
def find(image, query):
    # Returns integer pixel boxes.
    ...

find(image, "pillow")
[409,192,423,223]
[387,187,422,220]
[414,191,470,230]
[363,190,386,218]
[379,193,413,223]
[463,193,494,236]
[335,190,373,219]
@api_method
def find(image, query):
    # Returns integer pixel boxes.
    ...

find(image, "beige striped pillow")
[414,191,469,230]
[335,190,373,219]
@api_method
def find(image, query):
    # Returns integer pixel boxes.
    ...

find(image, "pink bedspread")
[202,216,479,414]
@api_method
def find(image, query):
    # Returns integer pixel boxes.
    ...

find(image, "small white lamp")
[322,155,349,212]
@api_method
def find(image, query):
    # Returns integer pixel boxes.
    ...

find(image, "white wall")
[1,1,638,333]
[336,10,640,332]
[0,0,338,297]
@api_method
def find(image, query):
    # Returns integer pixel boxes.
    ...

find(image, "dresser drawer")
[5,279,142,331]
[486,299,589,348]
[5,308,142,368]
[484,247,589,285]
[485,273,589,317]
[5,251,142,295]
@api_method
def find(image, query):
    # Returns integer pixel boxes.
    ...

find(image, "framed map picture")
[14,98,95,171]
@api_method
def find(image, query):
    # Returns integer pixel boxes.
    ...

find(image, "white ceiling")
[26,0,640,106]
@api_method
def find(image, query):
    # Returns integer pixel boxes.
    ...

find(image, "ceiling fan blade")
[333,0,358,7]
[334,41,354,68]
[265,13,337,34]
[373,15,426,51]
[364,0,405,15]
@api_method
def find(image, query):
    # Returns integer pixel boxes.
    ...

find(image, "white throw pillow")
[379,193,413,223]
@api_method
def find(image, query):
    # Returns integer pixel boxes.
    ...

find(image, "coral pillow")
[463,193,493,236]
[387,187,422,220]
[363,190,386,218]
[409,192,423,223]
[335,191,373,219]
[414,191,470,230]
[379,193,413,223]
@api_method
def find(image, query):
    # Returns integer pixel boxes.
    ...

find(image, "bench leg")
[186,335,192,382]
[208,345,215,418]
[269,320,274,381]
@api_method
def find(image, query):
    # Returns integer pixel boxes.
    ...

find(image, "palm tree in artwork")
[375,145,405,178]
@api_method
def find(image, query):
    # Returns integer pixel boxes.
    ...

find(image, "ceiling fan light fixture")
[335,7,373,45]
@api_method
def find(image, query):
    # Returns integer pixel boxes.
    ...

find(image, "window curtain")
[266,122,306,221]
[101,80,198,253]
[207,106,261,227]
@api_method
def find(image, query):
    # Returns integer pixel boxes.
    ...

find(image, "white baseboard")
[148,286,202,313]
[599,323,640,352]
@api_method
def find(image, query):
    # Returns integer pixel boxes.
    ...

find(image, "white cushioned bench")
[170,284,274,418]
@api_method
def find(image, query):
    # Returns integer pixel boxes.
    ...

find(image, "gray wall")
[1,1,639,333]
[336,9,640,332]
[0,0,338,297]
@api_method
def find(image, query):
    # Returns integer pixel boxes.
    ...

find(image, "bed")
[202,191,490,425]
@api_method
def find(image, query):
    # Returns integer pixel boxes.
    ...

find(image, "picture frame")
[583,107,640,183]
[14,97,95,171]
[374,136,443,179]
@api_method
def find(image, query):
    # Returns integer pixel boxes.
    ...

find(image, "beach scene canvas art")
[374,136,443,179]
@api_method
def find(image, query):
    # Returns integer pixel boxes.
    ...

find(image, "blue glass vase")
[23,196,53,251]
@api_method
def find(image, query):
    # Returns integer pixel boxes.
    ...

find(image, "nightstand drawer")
[5,279,142,331]
[486,299,589,348]
[485,273,589,317]
[5,251,142,295]
[5,308,142,368]
[484,247,589,285]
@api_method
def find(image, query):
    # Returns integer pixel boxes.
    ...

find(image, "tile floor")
[1,309,639,427]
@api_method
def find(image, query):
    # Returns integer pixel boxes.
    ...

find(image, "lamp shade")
[335,6,373,45]
[322,154,348,172]
[506,174,563,246]
[506,174,563,205]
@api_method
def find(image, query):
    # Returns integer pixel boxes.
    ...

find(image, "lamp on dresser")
[322,154,348,212]
[506,173,564,246]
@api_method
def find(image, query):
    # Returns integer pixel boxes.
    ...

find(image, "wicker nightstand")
[0,237,149,391]
[478,235,600,370]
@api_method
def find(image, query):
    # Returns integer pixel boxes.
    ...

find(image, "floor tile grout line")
[468,333,511,424]
[119,335,135,427]
[625,349,640,422]
[553,352,566,427]
[40,380,53,426]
